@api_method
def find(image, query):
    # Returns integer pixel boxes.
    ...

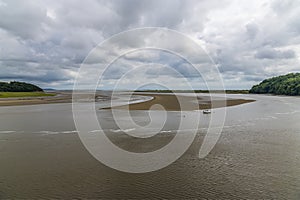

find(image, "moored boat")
[203,109,211,114]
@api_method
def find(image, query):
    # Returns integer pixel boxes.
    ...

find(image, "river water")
[0,94,299,199]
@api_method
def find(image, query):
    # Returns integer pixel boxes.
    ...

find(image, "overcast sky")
[0,0,299,90]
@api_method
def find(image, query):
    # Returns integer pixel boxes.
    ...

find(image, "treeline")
[249,73,300,95]
[0,81,43,92]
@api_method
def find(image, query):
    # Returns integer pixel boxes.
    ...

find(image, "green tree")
[249,73,300,96]
[0,81,43,92]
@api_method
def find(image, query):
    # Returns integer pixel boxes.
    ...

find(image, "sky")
[0,0,299,90]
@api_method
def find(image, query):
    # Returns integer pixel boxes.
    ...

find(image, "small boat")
[203,109,211,114]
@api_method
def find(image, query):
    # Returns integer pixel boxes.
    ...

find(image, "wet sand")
[0,92,110,106]
[0,92,71,106]
[0,92,255,110]
[106,93,255,111]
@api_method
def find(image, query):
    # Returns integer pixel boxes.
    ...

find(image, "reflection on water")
[0,94,300,199]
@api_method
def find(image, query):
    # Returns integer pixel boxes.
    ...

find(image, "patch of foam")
[0,131,17,134]
[90,130,101,133]
[39,131,60,135]
[61,130,77,134]
[276,111,300,115]
[160,130,173,133]
[39,130,77,135]
[110,128,136,133]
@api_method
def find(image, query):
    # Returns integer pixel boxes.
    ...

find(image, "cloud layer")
[0,0,299,89]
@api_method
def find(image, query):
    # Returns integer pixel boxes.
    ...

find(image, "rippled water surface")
[0,94,300,199]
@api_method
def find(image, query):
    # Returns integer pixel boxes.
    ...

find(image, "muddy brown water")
[0,94,299,199]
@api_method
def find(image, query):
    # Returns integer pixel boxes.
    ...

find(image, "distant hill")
[0,81,43,92]
[43,88,56,91]
[249,73,300,95]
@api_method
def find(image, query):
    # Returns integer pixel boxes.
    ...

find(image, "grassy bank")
[0,92,55,98]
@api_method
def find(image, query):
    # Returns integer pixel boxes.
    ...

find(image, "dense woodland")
[249,73,300,95]
[0,81,43,92]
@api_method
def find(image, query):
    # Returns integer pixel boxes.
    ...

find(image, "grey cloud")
[255,48,296,59]
[271,0,299,15]
[0,0,299,89]
[245,22,259,40]
[144,63,200,79]
[0,0,49,40]
[0,72,68,83]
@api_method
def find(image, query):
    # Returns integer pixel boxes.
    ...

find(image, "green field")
[0,92,55,98]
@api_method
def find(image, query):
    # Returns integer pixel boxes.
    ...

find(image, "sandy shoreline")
[105,93,255,111]
[0,92,72,106]
[0,92,110,107]
[0,92,255,109]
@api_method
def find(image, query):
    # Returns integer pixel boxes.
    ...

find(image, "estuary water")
[0,94,299,199]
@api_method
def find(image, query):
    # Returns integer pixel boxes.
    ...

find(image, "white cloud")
[0,0,299,89]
